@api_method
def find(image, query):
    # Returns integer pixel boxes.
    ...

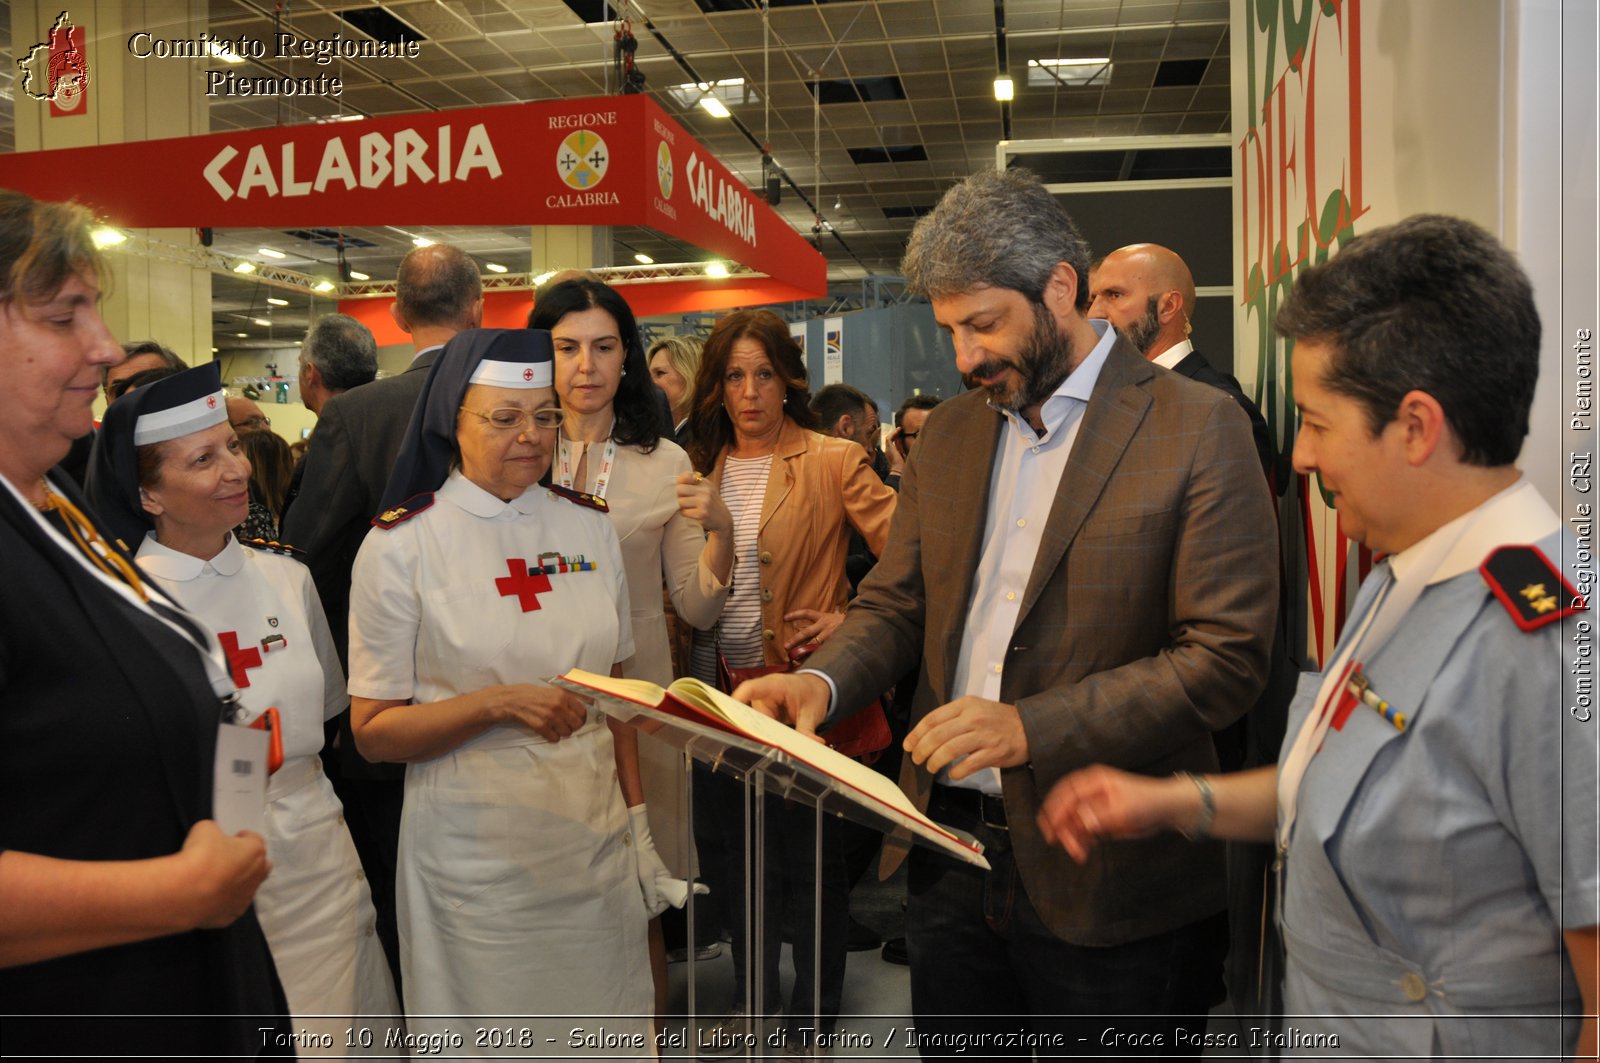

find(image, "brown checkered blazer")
[808,337,1279,946]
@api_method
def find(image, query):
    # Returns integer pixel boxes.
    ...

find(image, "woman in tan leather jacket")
[684,308,896,1049]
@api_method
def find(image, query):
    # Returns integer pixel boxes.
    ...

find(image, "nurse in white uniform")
[347,329,680,1053]
[87,363,400,1051]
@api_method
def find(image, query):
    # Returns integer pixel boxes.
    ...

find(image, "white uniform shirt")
[348,470,633,710]
[137,532,344,758]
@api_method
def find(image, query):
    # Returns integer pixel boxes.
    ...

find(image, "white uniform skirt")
[254,755,402,1054]
[398,716,652,1056]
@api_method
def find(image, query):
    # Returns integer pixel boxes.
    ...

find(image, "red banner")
[1,96,823,296]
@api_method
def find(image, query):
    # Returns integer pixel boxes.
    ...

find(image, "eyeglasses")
[899,430,919,441]
[459,405,566,432]
[232,414,271,431]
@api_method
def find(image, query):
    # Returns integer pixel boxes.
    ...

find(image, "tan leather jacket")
[711,417,896,665]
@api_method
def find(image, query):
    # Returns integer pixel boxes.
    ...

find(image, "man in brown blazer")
[739,169,1278,1055]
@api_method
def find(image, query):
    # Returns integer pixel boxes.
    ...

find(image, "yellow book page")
[665,678,950,839]
[560,669,669,706]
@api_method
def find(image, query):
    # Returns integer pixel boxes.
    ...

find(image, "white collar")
[136,530,247,581]
[1389,476,1558,587]
[439,467,545,518]
[1150,338,1194,371]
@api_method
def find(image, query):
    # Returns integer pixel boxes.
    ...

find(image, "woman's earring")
[621,367,628,376]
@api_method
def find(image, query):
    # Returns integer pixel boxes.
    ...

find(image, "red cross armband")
[1480,544,1587,632]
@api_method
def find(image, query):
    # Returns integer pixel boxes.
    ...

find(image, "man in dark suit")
[738,169,1279,1056]
[280,241,482,990]
[279,313,379,518]
[1089,243,1275,481]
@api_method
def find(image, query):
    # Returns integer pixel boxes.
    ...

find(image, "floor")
[653,861,1262,1061]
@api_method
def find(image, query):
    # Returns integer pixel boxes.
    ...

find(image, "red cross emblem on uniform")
[495,558,552,612]
[217,630,263,688]
[206,395,217,409]
[523,367,534,381]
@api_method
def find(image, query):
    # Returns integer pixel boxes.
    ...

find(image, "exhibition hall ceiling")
[2,0,1232,340]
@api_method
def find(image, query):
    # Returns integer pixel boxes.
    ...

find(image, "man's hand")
[904,696,1029,779]
[733,672,831,737]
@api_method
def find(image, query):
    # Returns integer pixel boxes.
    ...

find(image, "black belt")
[931,785,1008,830]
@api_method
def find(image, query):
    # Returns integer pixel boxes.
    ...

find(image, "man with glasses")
[887,394,940,489]
[226,394,271,433]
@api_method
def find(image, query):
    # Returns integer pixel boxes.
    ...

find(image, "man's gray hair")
[301,313,379,392]
[902,168,1092,310]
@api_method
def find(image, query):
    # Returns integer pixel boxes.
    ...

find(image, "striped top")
[690,454,773,682]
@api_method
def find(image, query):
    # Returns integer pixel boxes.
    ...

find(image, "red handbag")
[717,643,892,763]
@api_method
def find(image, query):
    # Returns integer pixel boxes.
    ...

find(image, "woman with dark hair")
[347,328,671,1051]
[685,308,896,1046]
[0,191,288,1054]
[530,279,733,1008]
[88,364,400,1051]
[236,428,295,526]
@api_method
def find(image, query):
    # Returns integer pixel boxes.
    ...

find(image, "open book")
[557,669,988,870]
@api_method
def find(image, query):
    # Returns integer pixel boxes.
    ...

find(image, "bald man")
[1090,244,1273,479]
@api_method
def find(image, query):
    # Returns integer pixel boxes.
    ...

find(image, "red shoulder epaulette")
[1480,544,1587,632]
[548,484,609,513]
[371,492,435,530]
[240,537,305,558]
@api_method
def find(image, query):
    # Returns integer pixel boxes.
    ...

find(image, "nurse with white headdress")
[87,362,401,1051]
[348,328,674,1050]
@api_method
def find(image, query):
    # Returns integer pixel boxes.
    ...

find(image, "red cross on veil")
[217,630,263,688]
[495,558,552,612]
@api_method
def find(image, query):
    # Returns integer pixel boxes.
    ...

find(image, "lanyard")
[4,475,237,701]
[1275,513,1478,856]
[556,425,618,501]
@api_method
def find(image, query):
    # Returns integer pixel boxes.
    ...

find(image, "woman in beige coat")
[684,308,896,1047]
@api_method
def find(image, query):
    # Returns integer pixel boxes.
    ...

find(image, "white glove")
[629,804,709,917]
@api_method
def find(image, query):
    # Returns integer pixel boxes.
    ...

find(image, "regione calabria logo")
[557,129,610,190]
[17,11,89,112]
[656,142,674,199]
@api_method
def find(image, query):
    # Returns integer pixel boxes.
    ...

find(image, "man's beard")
[968,302,1076,413]
[1117,295,1162,356]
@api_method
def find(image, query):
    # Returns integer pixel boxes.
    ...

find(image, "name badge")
[213,720,268,836]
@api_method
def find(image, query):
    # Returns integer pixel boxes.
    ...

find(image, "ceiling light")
[634,253,654,265]
[412,236,434,247]
[833,198,842,210]
[532,270,557,287]
[233,261,256,274]
[486,262,508,273]
[253,318,271,326]
[267,297,288,306]
[258,247,286,259]
[211,347,219,353]
[313,280,336,293]
[236,332,248,338]
[993,76,1015,102]
[91,226,126,248]
[208,41,244,64]
[700,97,731,119]
[349,270,370,281]
[706,262,729,278]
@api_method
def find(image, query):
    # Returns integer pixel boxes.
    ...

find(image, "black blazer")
[0,474,287,1054]
[281,346,443,665]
